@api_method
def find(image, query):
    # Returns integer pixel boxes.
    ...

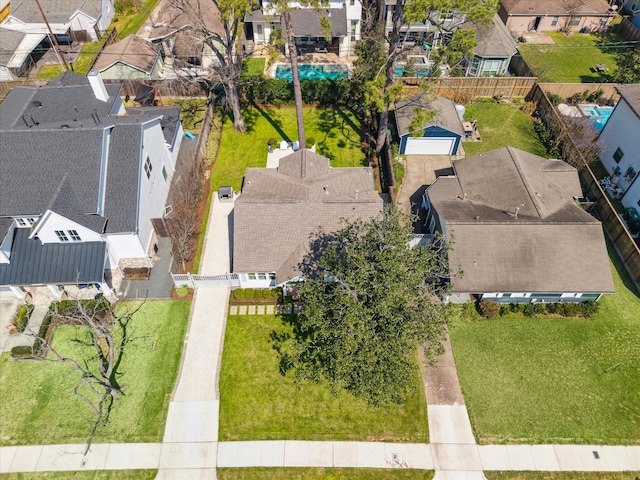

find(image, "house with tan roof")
[423,146,614,303]
[93,36,164,80]
[499,0,616,33]
[233,150,384,287]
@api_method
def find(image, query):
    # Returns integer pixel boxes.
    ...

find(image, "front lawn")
[113,0,162,39]
[450,245,640,445]
[463,101,549,157]
[218,314,429,442]
[0,300,190,446]
[211,107,365,191]
[485,473,630,480]
[518,32,620,83]
[0,471,157,480]
[218,469,434,479]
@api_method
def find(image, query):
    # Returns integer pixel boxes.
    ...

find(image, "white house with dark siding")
[0,71,182,298]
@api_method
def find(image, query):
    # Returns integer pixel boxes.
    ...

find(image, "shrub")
[580,301,598,317]
[272,288,283,300]
[12,304,34,333]
[175,285,189,297]
[11,345,35,357]
[233,289,245,300]
[499,304,512,316]
[243,288,255,300]
[587,88,604,103]
[306,137,315,146]
[547,93,563,106]
[479,301,501,318]
[523,304,537,317]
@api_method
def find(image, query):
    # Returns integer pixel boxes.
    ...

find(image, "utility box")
[218,186,233,202]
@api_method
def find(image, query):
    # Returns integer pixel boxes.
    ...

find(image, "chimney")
[87,70,109,102]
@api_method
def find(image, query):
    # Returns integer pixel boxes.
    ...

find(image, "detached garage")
[395,94,464,156]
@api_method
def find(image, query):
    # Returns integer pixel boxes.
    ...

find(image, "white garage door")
[405,137,455,155]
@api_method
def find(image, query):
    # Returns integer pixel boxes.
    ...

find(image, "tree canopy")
[614,46,640,84]
[279,207,453,405]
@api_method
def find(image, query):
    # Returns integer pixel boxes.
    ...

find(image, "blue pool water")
[393,65,432,77]
[579,104,614,131]
[274,63,349,81]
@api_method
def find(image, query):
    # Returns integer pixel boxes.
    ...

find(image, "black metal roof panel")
[0,228,106,286]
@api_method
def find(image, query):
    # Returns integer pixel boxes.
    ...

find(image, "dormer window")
[69,230,81,241]
[15,217,37,227]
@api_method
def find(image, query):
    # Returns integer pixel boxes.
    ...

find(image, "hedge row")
[238,76,354,106]
[475,300,599,319]
[232,288,283,303]
[12,304,34,333]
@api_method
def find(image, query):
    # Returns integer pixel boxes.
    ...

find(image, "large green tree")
[171,0,251,132]
[613,45,640,84]
[281,206,454,405]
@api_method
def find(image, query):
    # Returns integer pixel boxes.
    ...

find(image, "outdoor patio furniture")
[593,64,608,73]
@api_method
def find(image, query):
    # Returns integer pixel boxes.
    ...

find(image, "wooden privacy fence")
[617,17,640,42]
[401,76,537,101]
[539,83,621,102]
[528,84,640,291]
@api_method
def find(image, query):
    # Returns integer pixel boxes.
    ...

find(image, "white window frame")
[248,273,257,280]
[55,230,69,242]
[68,230,81,242]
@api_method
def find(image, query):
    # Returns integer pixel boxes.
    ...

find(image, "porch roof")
[0,228,106,287]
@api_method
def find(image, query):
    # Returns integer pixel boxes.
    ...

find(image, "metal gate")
[172,272,240,288]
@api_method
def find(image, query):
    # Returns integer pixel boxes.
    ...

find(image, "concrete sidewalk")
[2,442,637,474]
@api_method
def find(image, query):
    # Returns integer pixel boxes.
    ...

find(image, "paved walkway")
[0,303,48,354]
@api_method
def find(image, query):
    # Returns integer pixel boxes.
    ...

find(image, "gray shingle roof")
[0,227,106,286]
[8,0,101,23]
[233,150,384,282]
[427,146,614,294]
[472,14,517,58]
[0,73,167,234]
[93,35,160,74]
[0,28,27,66]
[500,0,611,16]
[616,84,640,120]
[289,8,347,37]
[127,105,182,144]
[394,93,464,137]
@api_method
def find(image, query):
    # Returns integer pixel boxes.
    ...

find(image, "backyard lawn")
[463,101,549,157]
[518,32,620,83]
[450,245,640,445]
[0,301,190,446]
[218,469,434,479]
[210,107,365,191]
[218,314,429,442]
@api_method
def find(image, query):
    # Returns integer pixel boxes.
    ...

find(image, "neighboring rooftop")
[233,150,383,282]
[427,146,614,294]
[289,8,347,37]
[6,0,101,23]
[93,35,161,74]
[472,14,518,57]
[500,0,612,15]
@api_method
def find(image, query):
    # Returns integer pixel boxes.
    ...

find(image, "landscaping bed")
[218,314,429,443]
[450,245,640,445]
[218,468,434,479]
[230,288,283,304]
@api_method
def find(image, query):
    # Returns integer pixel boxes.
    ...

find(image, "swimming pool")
[393,65,431,77]
[274,63,349,81]
[579,104,614,131]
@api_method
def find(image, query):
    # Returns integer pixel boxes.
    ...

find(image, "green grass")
[166,98,208,135]
[218,468,435,479]
[0,471,157,480]
[73,41,105,75]
[0,301,190,446]
[241,58,266,78]
[463,102,549,157]
[113,0,162,39]
[485,473,631,480]
[450,245,640,445]
[218,314,429,442]
[35,65,65,80]
[211,107,365,191]
[519,32,621,83]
